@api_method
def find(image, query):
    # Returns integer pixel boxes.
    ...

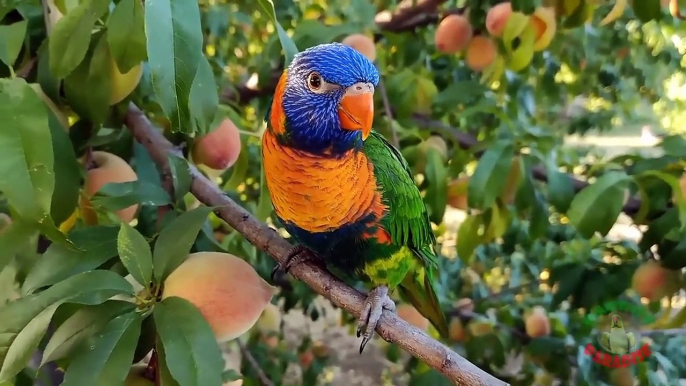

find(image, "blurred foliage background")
[2,0,686,385]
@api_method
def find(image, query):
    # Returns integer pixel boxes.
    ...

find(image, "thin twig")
[124,103,510,386]
[237,341,275,386]
[16,58,37,79]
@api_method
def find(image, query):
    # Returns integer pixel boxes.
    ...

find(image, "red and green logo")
[582,300,655,368]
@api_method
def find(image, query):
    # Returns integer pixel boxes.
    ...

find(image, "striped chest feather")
[262,130,387,233]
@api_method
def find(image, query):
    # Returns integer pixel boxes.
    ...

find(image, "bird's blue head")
[267,43,380,155]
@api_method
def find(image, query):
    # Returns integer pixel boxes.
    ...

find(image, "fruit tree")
[1,0,686,385]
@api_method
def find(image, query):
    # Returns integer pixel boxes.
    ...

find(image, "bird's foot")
[356,285,396,354]
[270,245,324,281]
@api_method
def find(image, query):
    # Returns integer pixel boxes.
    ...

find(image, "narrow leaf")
[107,0,147,73]
[188,56,219,136]
[118,222,153,287]
[567,171,631,239]
[90,180,172,210]
[0,19,27,68]
[154,297,224,386]
[256,0,299,65]
[61,312,142,386]
[145,0,203,132]
[48,0,110,78]
[153,206,213,282]
[167,154,192,202]
[468,140,515,210]
[23,225,120,293]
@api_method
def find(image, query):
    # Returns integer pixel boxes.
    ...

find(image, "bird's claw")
[270,245,324,281]
[356,286,396,354]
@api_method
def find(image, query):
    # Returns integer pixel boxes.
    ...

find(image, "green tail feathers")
[397,266,449,339]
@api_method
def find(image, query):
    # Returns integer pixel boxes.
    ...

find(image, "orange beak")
[338,82,374,140]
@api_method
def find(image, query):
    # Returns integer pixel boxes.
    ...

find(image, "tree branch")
[237,341,274,386]
[123,103,509,386]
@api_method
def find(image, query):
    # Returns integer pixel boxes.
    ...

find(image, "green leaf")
[41,301,137,366]
[167,154,192,201]
[23,225,120,293]
[145,0,203,133]
[637,170,686,230]
[633,0,661,22]
[424,148,448,224]
[90,180,172,211]
[468,140,515,210]
[546,165,575,214]
[0,19,27,68]
[63,32,112,126]
[118,222,153,287]
[457,215,483,263]
[47,100,81,225]
[0,270,134,381]
[107,0,147,73]
[567,172,631,239]
[432,80,486,109]
[153,206,213,282]
[61,312,142,386]
[257,0,299,65]
[48,0,110,78]
[156,336,181,386]
[188,56,219,136]
[0,78,57,222]
[0,220,37,273]
[154,297,224,386]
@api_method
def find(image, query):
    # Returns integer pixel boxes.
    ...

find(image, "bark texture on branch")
[124,103,509,386]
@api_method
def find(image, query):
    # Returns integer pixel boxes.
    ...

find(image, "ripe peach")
[448,318,466,342]
[525,306,551,338]
[397,304,430,331]
[299,350,314,369]
[485,3,513,37]
[109,59,143,105]
[631,260,680,301]
[447,177,470,210]
[161,252,276,342]
[341,34,377,61]
[191,119,242,171]
[465,36,497,72]
[28,83,70,130]
[81,151,139,224]
[422,135,448,159]
[435,14,473,54]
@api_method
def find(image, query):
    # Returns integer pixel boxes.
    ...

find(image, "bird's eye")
[307,72,322,91]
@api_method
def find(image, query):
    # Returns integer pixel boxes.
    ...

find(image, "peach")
[299,350,314,369]
[485,3,513,37]
[161,252,275,342]
[468,320,494,336]
[448,318,466,342]
[341,34,377,61]
[631,260,680,301]
[435,14,473,54]
[397,303,429,331]
[447,177,470,210]
[81,151,139,224]
[525,306,551,337]
[422,135,448,159]
[28,83,70,130]
[465,36,498,72]
[191,119,242,170]
[109,59,143,105]
[531,7,557,51]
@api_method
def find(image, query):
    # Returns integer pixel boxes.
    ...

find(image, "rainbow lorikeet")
[262,43,449,352]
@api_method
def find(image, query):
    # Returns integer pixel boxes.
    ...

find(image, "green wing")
[362,132,448,337]
[362,132,436,257]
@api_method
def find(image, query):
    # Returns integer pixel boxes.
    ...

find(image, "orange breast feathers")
[261,130,387,233]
